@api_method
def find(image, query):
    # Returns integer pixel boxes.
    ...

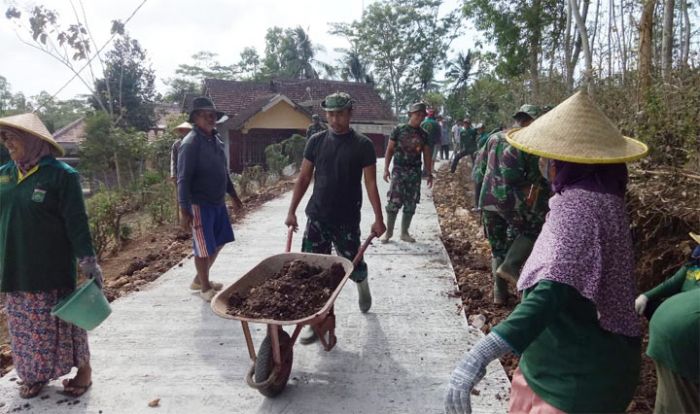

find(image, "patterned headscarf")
[4,128,53,174]
[517,188,641,337]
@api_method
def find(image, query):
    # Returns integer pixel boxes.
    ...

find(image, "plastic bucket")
[51,279,112,330]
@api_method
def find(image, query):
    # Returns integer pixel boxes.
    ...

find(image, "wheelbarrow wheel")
[254,328,293,397]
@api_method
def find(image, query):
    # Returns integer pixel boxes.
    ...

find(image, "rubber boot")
[400,213,416,242]
[497,236,535,285]
[380,211,397,243]
[300,325,317,344]
[492,257,508,305]
[357,278,372,313]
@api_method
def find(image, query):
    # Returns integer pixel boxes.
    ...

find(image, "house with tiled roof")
[201,78,396,173]
[53,117,86,164]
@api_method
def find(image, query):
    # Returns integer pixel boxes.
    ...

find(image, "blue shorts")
[191,203,234,257]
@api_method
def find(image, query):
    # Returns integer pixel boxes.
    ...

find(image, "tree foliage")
[330,0,461,114]
[91,36,157,131]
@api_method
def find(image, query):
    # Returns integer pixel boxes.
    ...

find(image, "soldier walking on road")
[381,102,433,243]
[285,92,386,343]
[305,114,327,139]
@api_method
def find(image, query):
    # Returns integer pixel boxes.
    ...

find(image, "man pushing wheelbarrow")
[285,92,386,344]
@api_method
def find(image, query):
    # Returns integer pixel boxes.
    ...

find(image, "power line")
[33,0,149,113]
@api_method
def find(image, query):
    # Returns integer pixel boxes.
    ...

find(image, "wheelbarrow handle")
[285,226,294,253]
[352,232,377,268]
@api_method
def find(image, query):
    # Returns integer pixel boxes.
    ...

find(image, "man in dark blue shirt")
[285,92,386,343]
[178,97,242,302]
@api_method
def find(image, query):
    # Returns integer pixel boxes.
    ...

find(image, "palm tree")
[446,51,478,91]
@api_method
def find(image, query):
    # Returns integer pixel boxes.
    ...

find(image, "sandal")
[19,381,47,399]
[61,378,93,397]
[189,281,222,291]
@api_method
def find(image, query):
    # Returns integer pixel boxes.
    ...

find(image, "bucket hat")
[506,91,649,164]
[513,104,541,120]
[0,113,64,156]
[408,102,427,114]
[188,97,226,123]
[321,92,354,112]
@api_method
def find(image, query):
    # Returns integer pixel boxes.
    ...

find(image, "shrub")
[264,143,289,176]
[280,134,307,168]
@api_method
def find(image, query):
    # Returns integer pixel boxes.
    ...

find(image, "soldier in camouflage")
[473,104,550,304]
[305,114,327,139]
[381,102,433,243]
[421,108,441,177]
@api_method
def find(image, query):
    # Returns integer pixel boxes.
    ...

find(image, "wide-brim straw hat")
[505,91,649,164]
[0,113,65,156]
[173,121,192,132]
[690,232,700,245]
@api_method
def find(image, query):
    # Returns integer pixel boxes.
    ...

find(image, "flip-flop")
[189,281,222,291]
[19,381,47,399]
[61,378,92,397]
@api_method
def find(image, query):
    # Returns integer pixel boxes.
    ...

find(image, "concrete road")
[0,161,509,414]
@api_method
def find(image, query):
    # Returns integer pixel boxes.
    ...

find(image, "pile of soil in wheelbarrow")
[226,260,346,321]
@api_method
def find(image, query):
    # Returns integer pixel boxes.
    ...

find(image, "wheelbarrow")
[211,227,376,397]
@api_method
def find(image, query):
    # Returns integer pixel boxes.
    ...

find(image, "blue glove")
[79,256,104,289]
[445,333,511,414]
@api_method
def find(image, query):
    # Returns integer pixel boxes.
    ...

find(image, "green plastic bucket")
[51,279,112,331]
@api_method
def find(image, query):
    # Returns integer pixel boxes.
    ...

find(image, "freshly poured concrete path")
[0,161,509,414]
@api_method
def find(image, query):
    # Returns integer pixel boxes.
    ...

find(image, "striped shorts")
[191,203,235,257]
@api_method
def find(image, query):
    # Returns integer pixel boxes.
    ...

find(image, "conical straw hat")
[173,121,192,132]
[690,232,700,245]
[505,91,648,164]
[0,113,65,156]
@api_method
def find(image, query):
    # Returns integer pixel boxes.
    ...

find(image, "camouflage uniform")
[450,127,478,173]
[301,218,368,282]
[386,124,428,215]
[474,131,550,258]
[305,122,327,139]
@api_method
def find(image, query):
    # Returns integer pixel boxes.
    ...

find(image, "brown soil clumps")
[227,260,346,321]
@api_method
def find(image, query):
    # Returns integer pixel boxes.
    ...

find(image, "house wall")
[243,101,311,132]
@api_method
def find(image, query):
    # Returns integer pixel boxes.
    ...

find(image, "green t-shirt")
[0,156,94,292]
[647,288,700,382]
[420,118,440,147]
[459,128,477,154]
[493,280,641,413]
[644,264,700,301]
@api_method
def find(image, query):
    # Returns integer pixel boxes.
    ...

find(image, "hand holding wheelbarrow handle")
[285,226,376,268]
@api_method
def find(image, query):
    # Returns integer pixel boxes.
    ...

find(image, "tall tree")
[92,36,156,131]
[638,0,658,102]
[661,0,675,80]
[445,51,479,91]
[260,26,328,79]
[331,0,461,114]
[463,0,559,98]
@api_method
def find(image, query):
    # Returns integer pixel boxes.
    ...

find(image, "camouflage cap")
[321,92,354,111]
[408,102,427,114]
[512,104,541,120]
[312,114,320,120]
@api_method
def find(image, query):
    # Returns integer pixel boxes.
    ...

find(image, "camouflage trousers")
[302,218,368,282]
[386,165,421,215]
[481,209,544,260]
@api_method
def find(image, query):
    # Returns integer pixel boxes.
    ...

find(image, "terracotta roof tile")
[53,117,85,144]
[204,78,395,124]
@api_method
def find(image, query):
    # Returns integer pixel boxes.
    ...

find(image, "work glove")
[445,333,511,414]
[634,294,649,316]
[79,256,104,289]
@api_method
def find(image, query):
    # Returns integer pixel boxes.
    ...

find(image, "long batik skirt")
[5,290,90,384]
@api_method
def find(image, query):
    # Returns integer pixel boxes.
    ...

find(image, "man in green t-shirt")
[450,118,477,173]
[420,109,441,177]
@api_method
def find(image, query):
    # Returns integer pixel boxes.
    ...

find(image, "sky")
[1,0,481,101]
